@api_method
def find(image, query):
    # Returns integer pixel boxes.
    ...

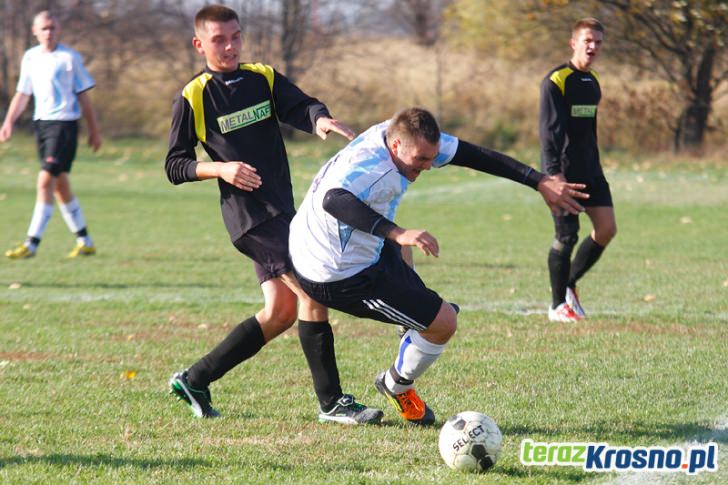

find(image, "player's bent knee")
[425,301,457,343]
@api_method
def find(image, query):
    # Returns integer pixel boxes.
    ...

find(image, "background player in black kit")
[540,17,617,323]
[165,5,382,424]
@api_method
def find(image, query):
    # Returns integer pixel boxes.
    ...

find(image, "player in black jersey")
[165,5,382,424]
[540,18,617,322]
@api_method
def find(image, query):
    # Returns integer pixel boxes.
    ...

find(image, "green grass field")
[1,134,726,484]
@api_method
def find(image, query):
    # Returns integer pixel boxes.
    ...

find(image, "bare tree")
[386,0,454,118]
[594,0,728,153]
[388,0,451,47]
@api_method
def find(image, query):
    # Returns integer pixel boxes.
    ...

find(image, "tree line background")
[1,0,726,155]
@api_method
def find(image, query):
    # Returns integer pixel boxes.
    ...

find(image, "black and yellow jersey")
[539,62,602,181]
[165,63,329,241]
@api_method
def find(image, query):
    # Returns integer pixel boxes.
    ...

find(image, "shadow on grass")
[503,421,728,445]
[0,453,210,469]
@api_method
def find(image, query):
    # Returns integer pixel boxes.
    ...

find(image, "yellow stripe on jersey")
[182,72,213,144]
[591,69,599,82]
[241,63,275,91]
[549,67,574,96]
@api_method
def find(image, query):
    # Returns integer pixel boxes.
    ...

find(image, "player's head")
[32,11,60,51]
[193,5,241,73]
[386,108,441,182]
[569,17,604,70]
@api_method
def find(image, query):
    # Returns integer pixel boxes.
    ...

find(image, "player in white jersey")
[290,107,589,425]
[1,11,102,259]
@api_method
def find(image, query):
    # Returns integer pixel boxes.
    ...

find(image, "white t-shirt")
[17,44,95,121]
[290,120,459,282]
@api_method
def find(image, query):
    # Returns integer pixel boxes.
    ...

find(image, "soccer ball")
[438,411,502,472]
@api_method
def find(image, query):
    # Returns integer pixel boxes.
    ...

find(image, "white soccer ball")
[438,411,503,472]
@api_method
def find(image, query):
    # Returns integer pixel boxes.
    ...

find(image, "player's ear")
[192,36,203,53]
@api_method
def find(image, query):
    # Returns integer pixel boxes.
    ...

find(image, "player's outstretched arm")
[448,140,587,214]
[315,117,355,141]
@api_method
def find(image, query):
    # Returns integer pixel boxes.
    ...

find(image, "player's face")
[570,27,603,70]
[33,16,59,51]
[193,19,242,73]
[390,136,440,182]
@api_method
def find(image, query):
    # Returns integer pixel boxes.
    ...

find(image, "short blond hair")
[33,10,57,26]
[194,4,239,33]
[572,17,604,36]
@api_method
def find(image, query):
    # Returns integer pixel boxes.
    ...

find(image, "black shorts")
[573,174,613,208]
[232,213,293,284]
[35,120,78,176]
[296,240,443,331]
[553,175,613,237]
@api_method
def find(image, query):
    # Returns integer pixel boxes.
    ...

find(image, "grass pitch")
[1,135,726,484]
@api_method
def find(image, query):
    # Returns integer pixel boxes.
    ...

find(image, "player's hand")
[218,161,262,191]
[88,131,102,152]
[537,175,588,215]
[390,228,439,257]
[0,123,12,142]
[315,117,355,141]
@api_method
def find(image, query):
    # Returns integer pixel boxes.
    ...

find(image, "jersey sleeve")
[16,52,33,95]
[71,50,95,94]
[432,132,460,168]
[322,188,397,238]
[271,69,330,134]
[450,140,544,189]
[164,94,200,185]
[539,78,568,175]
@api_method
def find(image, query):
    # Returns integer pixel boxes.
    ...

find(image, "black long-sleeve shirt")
[539,62,602,181]
[165,63,329,241]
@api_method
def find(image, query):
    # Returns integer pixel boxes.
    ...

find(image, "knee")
[594,223,617,246]
[36,173,54,191]
[551,232,578,256]
[261,295,298,327]
[426,303,457,343]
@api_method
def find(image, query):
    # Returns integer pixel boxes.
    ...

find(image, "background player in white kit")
[290,107,588,425]
[1,10,102,259]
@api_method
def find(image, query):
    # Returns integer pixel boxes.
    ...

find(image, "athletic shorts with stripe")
[295,240,443,331]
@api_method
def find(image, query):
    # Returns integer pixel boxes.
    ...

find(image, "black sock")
[26,236,41,246]
[568,237,605,288]
[76,227,88,238]
[548,246,573,308]
[187,316,265,388]
[298,320,342,412]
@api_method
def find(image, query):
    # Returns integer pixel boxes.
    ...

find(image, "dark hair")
[386,107,440,147]
[194,5,239,32]
[572,17,604,35]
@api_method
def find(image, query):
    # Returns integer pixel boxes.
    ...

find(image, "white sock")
[27,202,54,241]
[387,329,446,394]
[59,198,87,234]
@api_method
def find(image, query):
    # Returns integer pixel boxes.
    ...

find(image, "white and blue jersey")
[290,120,459,282]
[17,44,95,121]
